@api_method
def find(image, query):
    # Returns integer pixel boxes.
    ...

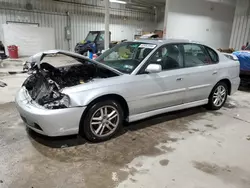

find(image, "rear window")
[183,44,211,67]
[205,46,219,63]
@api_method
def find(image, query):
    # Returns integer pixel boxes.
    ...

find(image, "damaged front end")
[23,50,120,109]
[23,72,70,109]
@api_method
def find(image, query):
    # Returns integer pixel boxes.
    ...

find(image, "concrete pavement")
[0,66,250,188]
[117,92,250,188]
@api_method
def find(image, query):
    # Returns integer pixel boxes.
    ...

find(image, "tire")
[207,82,228,110]
[80,100,124,142]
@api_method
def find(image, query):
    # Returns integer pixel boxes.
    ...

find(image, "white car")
[15,39,240,142]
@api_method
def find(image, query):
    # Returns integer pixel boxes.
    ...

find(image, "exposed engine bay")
[23,61,118,109]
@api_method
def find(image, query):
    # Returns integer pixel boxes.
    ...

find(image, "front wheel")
[80,100,124,142]
[207,82,228,110]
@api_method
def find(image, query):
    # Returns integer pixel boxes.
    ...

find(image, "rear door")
[180,43,219,103]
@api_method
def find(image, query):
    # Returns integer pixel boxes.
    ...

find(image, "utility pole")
[104,0,110,50]
[163,0,169,39]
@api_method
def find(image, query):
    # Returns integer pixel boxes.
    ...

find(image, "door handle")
[212,71,218,75]
[176,77,183,81]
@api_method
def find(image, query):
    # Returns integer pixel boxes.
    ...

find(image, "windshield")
[96,42,157,74]
[245,45,250,50]
[85,32,98,42]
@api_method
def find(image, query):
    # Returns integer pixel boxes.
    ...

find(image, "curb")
[0,80,7,87]
[8,71,26,74]
[0,71,26,76]
[0,72,10,76]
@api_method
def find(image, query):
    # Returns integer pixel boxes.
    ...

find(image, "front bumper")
[15,87,86,137]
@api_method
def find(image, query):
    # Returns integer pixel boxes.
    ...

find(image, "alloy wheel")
[212,85,226,107]
[90,105,119,137]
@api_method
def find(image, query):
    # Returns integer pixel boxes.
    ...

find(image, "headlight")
[44,95,70,109]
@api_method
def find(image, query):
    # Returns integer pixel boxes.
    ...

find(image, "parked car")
[74,31,117,55]
[228,49,250,85]
[16,39,240,142]
[233,50,250,75]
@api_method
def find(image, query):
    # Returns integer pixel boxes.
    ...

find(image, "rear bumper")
[15,87,86,136]
[231,77,240,95]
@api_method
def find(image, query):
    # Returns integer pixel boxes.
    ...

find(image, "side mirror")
[145,64,162,73]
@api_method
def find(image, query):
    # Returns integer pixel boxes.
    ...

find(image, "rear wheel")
[80,100,123,142]
[207,82,228,110]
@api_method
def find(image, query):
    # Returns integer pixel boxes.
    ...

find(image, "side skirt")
[128,99,208,122]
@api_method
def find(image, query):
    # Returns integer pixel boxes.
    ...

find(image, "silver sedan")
[15,39,240,142]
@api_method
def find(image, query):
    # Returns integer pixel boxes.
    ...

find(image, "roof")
[134,38,199,45]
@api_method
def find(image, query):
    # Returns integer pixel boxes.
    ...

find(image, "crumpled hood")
[23,50,123,75]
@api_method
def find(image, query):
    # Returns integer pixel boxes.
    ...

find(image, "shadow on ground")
[28,106,206,148]
[239,85,250,92]
[27,129,87,148]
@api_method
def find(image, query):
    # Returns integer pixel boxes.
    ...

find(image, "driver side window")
[144,44,184,72]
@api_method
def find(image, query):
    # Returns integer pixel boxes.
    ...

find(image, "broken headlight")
[44,95,70,109]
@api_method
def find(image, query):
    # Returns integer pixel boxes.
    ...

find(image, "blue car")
[233,50,250,75]
[232,48,250,85]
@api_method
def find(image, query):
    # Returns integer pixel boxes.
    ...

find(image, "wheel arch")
[79,94,129,133]
[216,78,232,95]
[207,78,231,110]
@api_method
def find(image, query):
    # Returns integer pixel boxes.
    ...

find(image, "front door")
[129,44,186,115]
